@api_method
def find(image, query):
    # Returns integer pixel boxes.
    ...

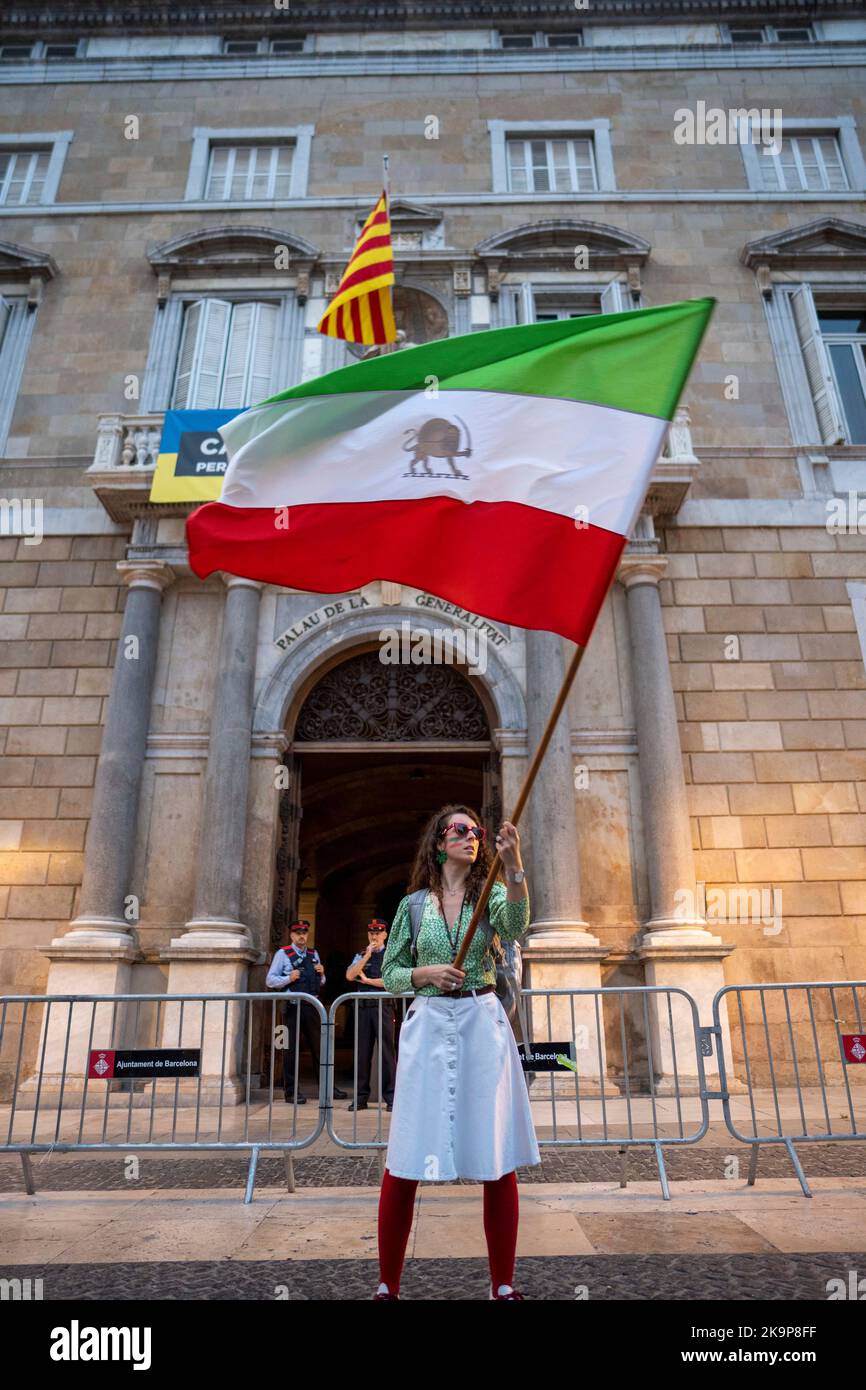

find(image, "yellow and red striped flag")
[317,191,397,346]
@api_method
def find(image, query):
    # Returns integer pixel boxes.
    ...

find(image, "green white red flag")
[187,298,713,644]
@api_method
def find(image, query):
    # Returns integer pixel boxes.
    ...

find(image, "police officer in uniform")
[266,919,348,1104]
[345,919,396,1111]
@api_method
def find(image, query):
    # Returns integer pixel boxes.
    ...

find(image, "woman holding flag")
[374,804,540,1300]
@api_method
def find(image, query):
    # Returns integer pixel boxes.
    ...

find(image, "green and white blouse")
[381,879,530,996]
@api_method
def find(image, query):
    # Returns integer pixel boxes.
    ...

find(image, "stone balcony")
[86,403,702,524]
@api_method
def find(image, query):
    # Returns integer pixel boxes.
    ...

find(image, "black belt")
[437,984,495,999]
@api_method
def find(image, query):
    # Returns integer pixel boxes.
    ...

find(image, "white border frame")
[488,118,615,193]
[0,131,73,205]
[741,116,866,193]
[185,125,315,201]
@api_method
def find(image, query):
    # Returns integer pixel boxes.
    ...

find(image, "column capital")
[221,573,264,592]
[116,559,175,592]
[617,552,668,590]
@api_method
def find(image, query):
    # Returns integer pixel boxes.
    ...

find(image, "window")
[499,31,583,49]
[0,149,52,206]
[0,293,39,454]
[171,299,279,409]
[740,119,866,195]
[270,38,305,54]
[205,144,294,201]
[761,135,848,192]
[223,39,260,55]
[0,44,34,60]
[818,308,866,444]
[513,281,626,324]
[775,27,815,43]
[490,120,615,194]
[729,25,814,43]
[44,43,79,59]
[507,137,597,193]
[185,126,314,201]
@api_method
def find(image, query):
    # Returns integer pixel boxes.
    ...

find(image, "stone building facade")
[1,1,866,1090]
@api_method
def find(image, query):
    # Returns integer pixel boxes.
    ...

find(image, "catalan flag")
[317,192,397,346]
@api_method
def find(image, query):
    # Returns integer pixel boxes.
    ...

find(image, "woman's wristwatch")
[505,867,525,884]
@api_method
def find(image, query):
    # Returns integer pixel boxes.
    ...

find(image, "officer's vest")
[286,946,322,996]
[357,948,385,994]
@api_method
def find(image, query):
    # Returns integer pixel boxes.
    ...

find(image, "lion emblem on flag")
[402,416,472,480]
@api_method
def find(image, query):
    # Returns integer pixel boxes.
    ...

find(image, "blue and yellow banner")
[150,409,245,503]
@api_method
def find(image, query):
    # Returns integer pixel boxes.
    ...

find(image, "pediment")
[388,199,442,227]
[0,238,58,281]
[475,219,650,267]
[147,224,320,273]
[742,217,866,270]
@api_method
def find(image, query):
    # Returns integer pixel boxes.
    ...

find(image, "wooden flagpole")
[451,637,588,972]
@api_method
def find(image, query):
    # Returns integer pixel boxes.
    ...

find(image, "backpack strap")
[408,888,494,966]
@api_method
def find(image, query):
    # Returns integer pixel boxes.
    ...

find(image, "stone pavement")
[3,1085,866,1300]
[3,1176,866,1300]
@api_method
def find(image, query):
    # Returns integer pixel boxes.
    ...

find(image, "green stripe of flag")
[259,297,714,422]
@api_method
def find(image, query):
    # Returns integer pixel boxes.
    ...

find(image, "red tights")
[377,1167,519,1294]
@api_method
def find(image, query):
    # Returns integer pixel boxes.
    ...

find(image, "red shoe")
[374,1283,399,1299]
[491,1284,525,1299]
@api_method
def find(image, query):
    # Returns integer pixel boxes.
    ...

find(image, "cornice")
[2,2,863,35]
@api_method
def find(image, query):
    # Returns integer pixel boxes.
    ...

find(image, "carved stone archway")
[294,649,489,742]
[260,606,526,955]
[254,605,526,737]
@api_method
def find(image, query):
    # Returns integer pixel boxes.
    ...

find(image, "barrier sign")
[149,409,244,503]
[88,1049,201,1079]
[842,1034,866,1063]
[517,1041,576,1072]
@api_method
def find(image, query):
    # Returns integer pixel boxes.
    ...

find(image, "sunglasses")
[443,822,486,843]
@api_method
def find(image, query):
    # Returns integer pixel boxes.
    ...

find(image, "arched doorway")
[269,646,501,1088]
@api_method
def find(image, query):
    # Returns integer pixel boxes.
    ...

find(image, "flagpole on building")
[382,152,391,209]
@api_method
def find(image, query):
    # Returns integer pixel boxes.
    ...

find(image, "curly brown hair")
[406,803,499,901]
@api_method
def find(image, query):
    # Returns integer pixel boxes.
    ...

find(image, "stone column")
[35,561,174,1094]
[520,629,607,1093]
[162,576,263,1101]
[619,549,736,1093]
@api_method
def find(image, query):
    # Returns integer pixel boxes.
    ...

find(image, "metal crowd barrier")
[326,984,711,1198]
[3,981,865,1204]
[0,992,329,1204]
[712,979,866,1198]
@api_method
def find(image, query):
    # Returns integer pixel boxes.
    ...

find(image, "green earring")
[436,850,447,865]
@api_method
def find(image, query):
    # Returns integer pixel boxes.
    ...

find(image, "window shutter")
[172,299,231,410]
[790,284,846,444]
[0,295,10,351]
[248,302,278,402]
[219,302,278,407]
[600,280,626,314]
[220,302,254,407]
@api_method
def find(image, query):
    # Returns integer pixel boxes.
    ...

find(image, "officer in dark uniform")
[345,919,396,1111]
[266,920,348,1104]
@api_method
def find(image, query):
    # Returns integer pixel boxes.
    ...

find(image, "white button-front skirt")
[385,990,541,1181]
